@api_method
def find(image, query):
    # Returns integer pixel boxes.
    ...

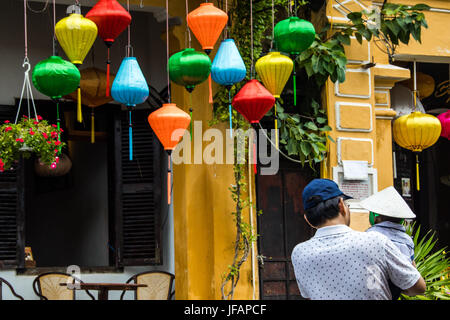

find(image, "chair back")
[33,273,76,300]
[135,271,174,300]
[0,277,24,300]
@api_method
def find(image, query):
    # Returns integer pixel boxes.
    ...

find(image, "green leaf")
[316,117,327,124]
[300,141,311,156]
[304,121,318,131]
[410,4,430,11]
[355,32,363,45]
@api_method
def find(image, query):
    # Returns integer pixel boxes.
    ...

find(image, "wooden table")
[60,282,147,300]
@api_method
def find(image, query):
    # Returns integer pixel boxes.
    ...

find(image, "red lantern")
[148,103,191,204]
[232,79,275,124]
[86,0,131,97]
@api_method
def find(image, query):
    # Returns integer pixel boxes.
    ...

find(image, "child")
[359,186,416,299]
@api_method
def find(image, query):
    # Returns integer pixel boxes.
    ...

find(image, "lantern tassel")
[208,74,213,104]
[252,128,257,175]
[91,110,95,144]
[106,47,111,97]
[189,108,193,141]
[77,87,83,123]
[56,101,61,144]
[129,109,133,161]
[189,93,193,140]
[167,152,172,205]
[416,153,420,191]
[274,101,278,149]
[293,70,297,106]
[228,89,232,138]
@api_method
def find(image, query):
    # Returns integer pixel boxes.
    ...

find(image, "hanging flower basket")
[0,116,65,172]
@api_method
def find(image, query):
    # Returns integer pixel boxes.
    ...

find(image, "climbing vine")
[212,0,430,300]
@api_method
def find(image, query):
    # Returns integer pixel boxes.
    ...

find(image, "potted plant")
[0,115,66,172]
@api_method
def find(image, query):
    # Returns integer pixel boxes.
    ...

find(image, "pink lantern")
[437,111,450,140]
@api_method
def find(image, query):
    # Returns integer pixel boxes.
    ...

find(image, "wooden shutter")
[0,106,25,269]
[111,108,163,267]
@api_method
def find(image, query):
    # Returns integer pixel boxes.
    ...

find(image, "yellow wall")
[139,0,258,300]
[135,0,450,299]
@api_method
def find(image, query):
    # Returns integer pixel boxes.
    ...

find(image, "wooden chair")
[120,271,175,300]
[32,272,96,300]
[0,277,24,300]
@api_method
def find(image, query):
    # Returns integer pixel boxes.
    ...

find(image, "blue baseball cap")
[302,179,352,210]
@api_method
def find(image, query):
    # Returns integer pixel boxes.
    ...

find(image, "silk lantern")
[393,111,442,191]
[148,103,191,204]
[211,39,246,136]
[232,80,275,174]
[437,111,450,140]
[86,0,132,97]
[169,48,211,92]
[187,2,228,103]
[32,56,80,141]
[55,9,98,123]
[255,52,293,148]
[66,68,115,143]
[274,17,315,106]
[111,57,149,161]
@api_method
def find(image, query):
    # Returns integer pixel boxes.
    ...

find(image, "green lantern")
[32,56,80,141]
[32,56,80,99]
[169,48,211,93]
[274,17,315,106]
[274,17,315,55]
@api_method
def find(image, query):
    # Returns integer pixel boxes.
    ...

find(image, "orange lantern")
[66,68,115,143]
[187,2,228,103]
[148,103,191,204]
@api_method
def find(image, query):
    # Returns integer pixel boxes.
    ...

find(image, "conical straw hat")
[359,186,416,219]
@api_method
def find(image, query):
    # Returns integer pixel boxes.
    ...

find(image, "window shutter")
[111,108,163,266]
[0,107,25,269]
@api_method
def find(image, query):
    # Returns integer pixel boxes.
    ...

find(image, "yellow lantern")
[55,13,98,65]
[255,51,293,148]
[393,111,442,190]
[55,10,98,123]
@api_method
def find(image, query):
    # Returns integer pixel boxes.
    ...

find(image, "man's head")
[302,179,352,228]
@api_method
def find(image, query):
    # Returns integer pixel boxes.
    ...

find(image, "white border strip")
[335,102,373,132]
[337,137,374,166]
[335,68,372,99]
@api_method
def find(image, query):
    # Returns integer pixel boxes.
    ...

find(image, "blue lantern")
[111,56,149,161]
[211,39,246,136]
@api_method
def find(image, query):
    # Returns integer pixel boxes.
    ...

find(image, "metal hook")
[22,59,31,73]
[125,45,134,57]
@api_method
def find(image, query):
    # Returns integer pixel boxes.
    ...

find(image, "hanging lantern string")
[224,0,228,39]
[270,0,274,50]
[127,0,131,57]
[185,0,192,48]
[413,60,417,111]
[166,0,171,103]
[52,0,56,56]
[15,0,38,124]
[250,0,254,79]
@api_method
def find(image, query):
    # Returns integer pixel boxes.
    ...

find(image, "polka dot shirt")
[291,224,421,300]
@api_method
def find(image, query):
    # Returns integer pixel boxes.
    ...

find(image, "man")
[291,179,426,300]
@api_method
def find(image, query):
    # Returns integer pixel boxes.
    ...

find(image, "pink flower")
[29,130,35,136]
[0,158,4,172]
[33,121,39,125]
[51,132,58,139]
[5,127,12,132]
[37,115,43,121]
[16,138,24,143]
[51,124,57,128]
[22,115,28,119]
[55,141,61,146]
[50,162,57,169]
[55,156,60,164]
[4,120,10,124]
[60,128,64,133]
[47,141,51,144]
[42,132,48,139]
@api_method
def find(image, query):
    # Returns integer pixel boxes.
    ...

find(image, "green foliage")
[0,116,65,172]
[402,223,450,300]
